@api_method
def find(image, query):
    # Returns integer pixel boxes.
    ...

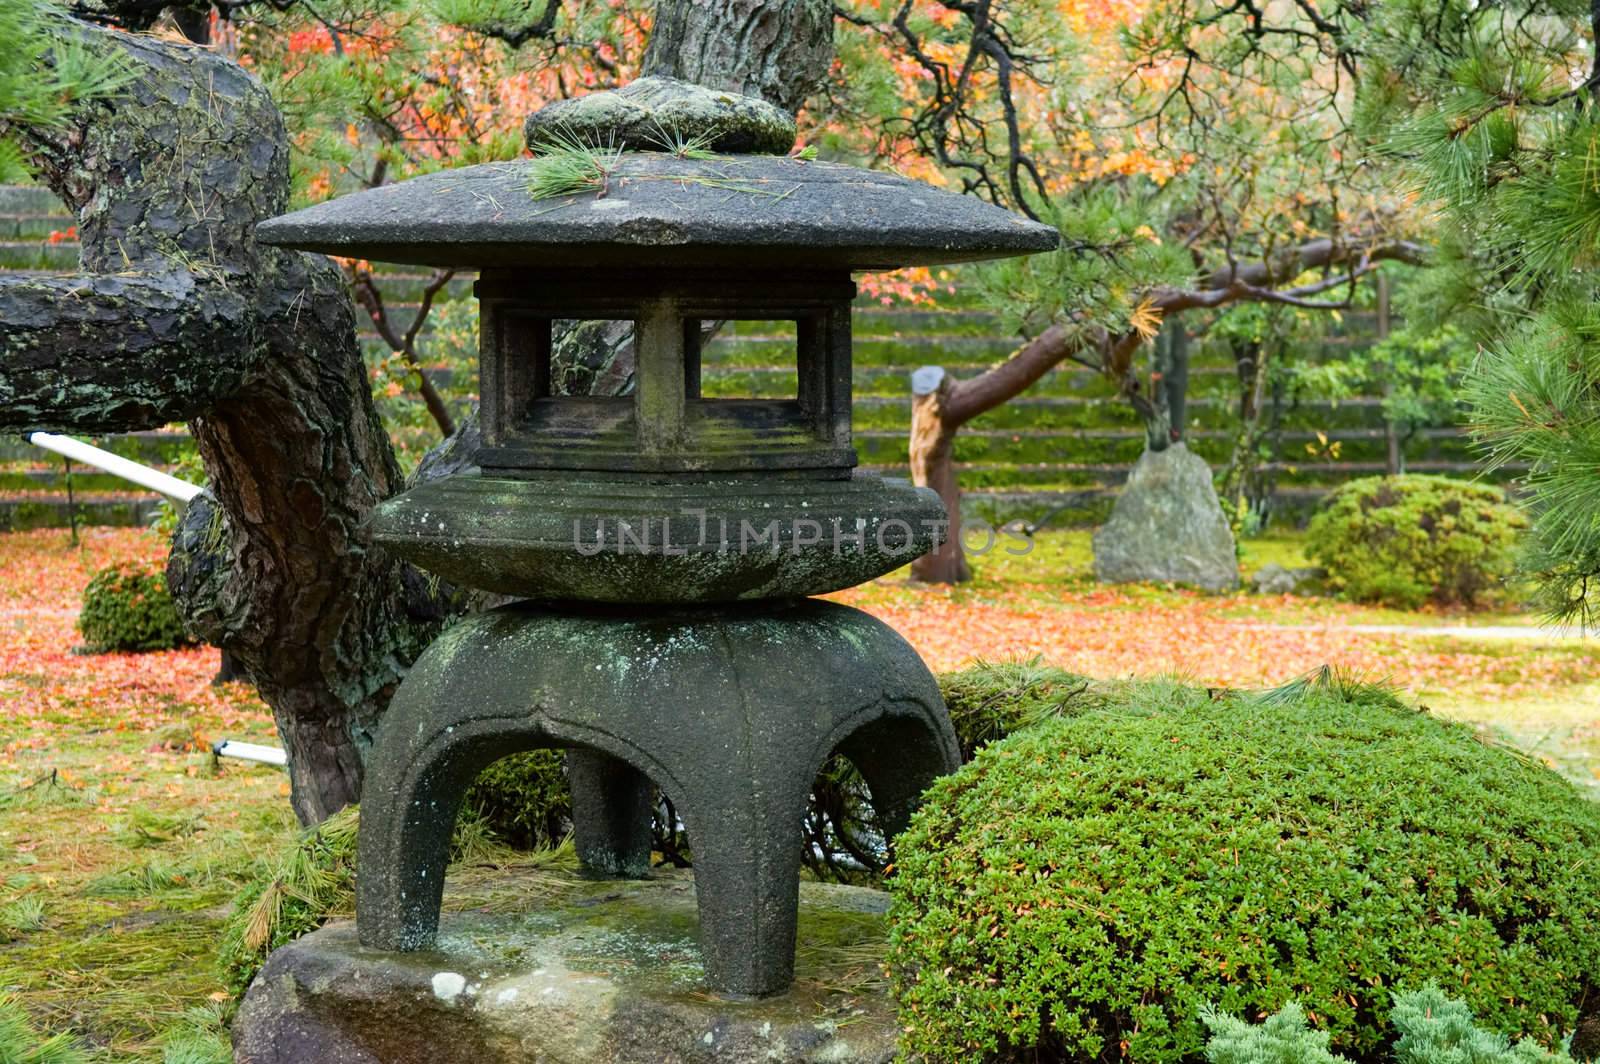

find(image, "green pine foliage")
[0,0,129,182]
[1346,3,1600,624]
[76,560,195,654]
[886,676,1600,1064]
[1304,475,1526,609]
[1201,986,1578,1064]
[941,658,1120,757]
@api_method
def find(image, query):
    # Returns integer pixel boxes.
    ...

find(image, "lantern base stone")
[233,871,898,1064]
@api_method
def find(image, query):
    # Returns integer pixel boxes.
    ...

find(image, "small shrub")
[1202,986,1578,1064]
[887,672,1600,1064]
[463,750,572,850]
[76,559,194,653]
[1304,475,1526,609]
[1202,1001,1346,1064]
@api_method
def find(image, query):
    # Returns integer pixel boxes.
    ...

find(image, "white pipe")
[212,740,288,767]
[28,432,202,503]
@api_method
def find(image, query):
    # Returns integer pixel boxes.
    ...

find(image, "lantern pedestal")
[233,871,901,1064]
[354,598,958,998]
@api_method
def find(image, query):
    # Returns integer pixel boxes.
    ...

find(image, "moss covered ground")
[0,526,1596,1058]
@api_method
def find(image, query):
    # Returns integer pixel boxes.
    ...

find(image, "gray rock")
[234,871,900,1064]
[1092,444,1239,592]
[254,152,1060,271]
[524,75,797,155]
[1251,563,1324,595]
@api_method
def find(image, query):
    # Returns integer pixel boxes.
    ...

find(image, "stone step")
[0,214,73,239]
[0,240,74,270]
[863,457,1523,490]
[0,494,165,531]
[0,185,69,214]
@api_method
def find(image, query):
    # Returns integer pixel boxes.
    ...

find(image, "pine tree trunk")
[643,0,834,112]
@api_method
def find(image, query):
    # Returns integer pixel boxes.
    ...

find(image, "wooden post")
[908,366,971,583]
[1378,273,1400,476]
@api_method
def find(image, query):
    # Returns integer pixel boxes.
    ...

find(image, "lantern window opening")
[690,319,800,402]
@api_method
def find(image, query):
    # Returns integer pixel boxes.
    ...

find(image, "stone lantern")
[257,94,1056,1000]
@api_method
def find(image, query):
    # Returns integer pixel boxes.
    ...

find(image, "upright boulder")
[1092,444,1238,591]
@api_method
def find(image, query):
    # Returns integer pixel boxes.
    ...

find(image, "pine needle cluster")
[1357,11,1600,624]
[0,1,129,182]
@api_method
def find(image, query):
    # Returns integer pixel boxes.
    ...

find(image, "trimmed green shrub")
[77,560,194,653]
[1201,986,1578,1064]
[1304,475,1526,609]
[463,750,572,850]
[886,671,1600,1064]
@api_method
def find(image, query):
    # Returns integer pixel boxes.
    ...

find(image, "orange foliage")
[0,530,268,779]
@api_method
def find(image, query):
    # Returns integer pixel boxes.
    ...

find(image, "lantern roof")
[255,153,1058,270]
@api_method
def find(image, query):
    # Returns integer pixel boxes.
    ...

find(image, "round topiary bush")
[463,750,573,850]
[77,559,194,653]
[1304,474,1526,609]
[886,678,1600,1064]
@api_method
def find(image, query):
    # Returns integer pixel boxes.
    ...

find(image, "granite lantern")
[257,108,1057,999]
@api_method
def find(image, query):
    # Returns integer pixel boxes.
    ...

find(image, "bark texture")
[642,0,835,113]
[0,21,439,824]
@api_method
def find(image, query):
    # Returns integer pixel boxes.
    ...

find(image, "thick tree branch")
[0,272,253,431]
[1195,237,1425,290]
[941,238,1426,429]
[0,23,272,432]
